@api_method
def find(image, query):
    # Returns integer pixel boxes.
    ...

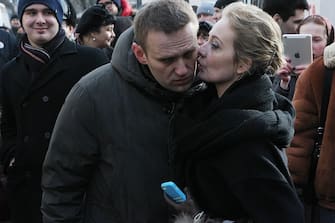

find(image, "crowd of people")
[0,0,335,223]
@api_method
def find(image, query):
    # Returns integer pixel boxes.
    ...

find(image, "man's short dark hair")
[261,0,309,22]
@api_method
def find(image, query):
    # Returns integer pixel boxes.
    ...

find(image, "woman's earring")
[93,37,96,41]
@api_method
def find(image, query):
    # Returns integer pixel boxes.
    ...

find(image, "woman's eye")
[211,42,219,49]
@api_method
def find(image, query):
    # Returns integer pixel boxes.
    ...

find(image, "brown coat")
[287,55,335,209]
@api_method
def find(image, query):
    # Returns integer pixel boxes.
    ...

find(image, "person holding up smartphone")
[273,14,333,100]
[260,0,309,100]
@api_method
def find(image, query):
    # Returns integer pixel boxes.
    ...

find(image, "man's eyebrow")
[24,8,36,12]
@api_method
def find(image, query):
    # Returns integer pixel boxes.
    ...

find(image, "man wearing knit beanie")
[96,0,133,47]
[18,0,64,25]
[96,0,121,15]
[0,0,109,223]
[213,0,241,22]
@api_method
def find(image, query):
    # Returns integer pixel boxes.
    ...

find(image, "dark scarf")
[20,29,65,74]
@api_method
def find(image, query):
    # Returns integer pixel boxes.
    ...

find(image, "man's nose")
[175,59,188,76]
[35,12,47,23]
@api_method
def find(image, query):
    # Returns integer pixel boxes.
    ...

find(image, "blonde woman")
[172,3,304,223]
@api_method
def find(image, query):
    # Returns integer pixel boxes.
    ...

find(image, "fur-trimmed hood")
[323,42,335,68]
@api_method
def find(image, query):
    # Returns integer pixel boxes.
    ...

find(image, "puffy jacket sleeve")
[286,58,323,185]
[41,82,99,223]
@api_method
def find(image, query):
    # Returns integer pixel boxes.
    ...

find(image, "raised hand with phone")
[161,182,204,221]
[273,34,313,100]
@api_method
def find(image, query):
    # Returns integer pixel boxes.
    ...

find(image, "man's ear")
[272,13,283,25]
[236,58,252,75]
[132,42,147,64]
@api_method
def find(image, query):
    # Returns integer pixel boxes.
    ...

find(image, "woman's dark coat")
[175,75,304,223]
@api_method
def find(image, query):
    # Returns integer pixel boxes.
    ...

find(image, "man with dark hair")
[0,0,108,222]
[41,0,200,222]
[213,0,241,22]
[261,0,309,34]
[261,0,309,101]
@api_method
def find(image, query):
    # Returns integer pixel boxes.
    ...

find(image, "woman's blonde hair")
[222,2,284,75]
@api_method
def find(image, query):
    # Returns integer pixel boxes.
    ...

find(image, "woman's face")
[94,24,115,48]
[198,17,235,83]
[198,16,246,96]
[299,22,328,59]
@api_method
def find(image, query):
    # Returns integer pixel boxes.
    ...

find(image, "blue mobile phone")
[161,181,186,203]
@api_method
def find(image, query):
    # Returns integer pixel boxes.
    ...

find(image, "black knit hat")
[76,5,116,36]
[198,21,213,33]
[18,0,63,25]
[214,0,241,9]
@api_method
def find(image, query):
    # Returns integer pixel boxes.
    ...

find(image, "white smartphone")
[282,34,313,67]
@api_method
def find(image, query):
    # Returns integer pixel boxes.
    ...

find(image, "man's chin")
[171,83,193,93]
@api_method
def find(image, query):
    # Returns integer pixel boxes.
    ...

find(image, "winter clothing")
[272,74,298,100]
[198,21,213,33]
[41,27,191,223]
[214,0,241,9]
[111,16,132,47]
[0,29,18,69]
[287,43,335,210]
[174,74,304,223]
[96,0,121,9]
[76,5,115,37]
[120,0,133,16]
[0,31,108,223]
[18,0,63,25]
[196,2,214,16]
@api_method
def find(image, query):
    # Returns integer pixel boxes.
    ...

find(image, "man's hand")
[163,187,199,216]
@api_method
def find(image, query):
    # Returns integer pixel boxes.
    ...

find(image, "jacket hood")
[111,27,185,102]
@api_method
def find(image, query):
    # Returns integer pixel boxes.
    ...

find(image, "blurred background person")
[287,40,335,223]
[262,0,310,100]
[297,15,334,59]
[272,14,334,101]
[197,20,212,46]
[97,0,119,15]
[0,28,18,69]
[213,0,241,23]
[96,0,133,47]
[261,0,309,34]
[9,14,24,40]
[196,1,215,24]
[96,0,133,16]
[61,0,77,41]
[76,5,116,60]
